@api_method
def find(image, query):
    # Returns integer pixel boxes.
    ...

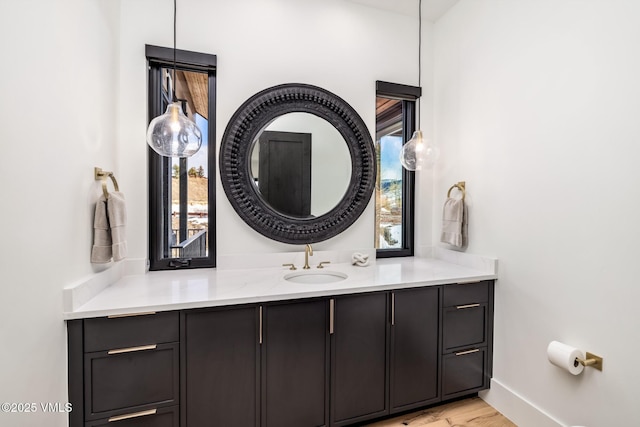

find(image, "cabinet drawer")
[85,405,179,427]
[443,281,489,307]
[84,312,179,352]
[443,304,487,352]
[84,343,179,420]
[442,347,487,398]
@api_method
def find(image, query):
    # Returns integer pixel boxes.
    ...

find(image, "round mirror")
[249,112,352,218]
[220,83,376,244]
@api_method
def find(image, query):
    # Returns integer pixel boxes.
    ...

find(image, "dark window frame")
[375,81,421,258]
[146,45,217,270]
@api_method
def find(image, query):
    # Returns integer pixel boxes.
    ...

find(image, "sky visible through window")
[380,135,402,181]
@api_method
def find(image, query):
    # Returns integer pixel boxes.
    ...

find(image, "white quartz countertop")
[64,252,497,320]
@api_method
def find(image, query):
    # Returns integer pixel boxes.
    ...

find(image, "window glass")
[167,71,209,260]
[377,133,403,249]
[375,88,417,258]
[147,46,216,270]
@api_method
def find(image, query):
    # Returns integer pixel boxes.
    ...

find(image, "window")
[375,81,420,258]
[146,45,217,270]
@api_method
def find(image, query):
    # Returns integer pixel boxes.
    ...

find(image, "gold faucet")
[303,244,313,269]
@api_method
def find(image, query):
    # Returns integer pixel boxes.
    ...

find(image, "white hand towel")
[107,191,127,261]
[91,196,113,263]
[440,197,466,248]
[461,202,468,248]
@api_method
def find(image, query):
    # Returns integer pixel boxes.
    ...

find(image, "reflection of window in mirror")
[146,45,217,270]
[375,81,420,258]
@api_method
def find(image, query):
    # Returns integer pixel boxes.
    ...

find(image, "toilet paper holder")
[576,352,603,371]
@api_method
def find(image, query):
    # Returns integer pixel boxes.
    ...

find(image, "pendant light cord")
[417,0,422,130]
[172,0,177,102]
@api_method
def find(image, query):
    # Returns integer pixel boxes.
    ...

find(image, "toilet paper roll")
[547,341,585,375]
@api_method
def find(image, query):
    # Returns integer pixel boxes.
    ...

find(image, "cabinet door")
[443,303,488,352]
[84,312,179,352]
[184,306,259,427]
[442,348,488,399]
[390,287,440,413]
[262,299,329,427]
[441,280,494,400]
[84,343,179,421]
[331,293,388,426]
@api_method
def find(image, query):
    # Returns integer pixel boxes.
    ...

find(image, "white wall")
[1,1,429,425]
[10,0,636,425]
[433,1,640,425]
[0,1,119,426]
[117,0,428,259]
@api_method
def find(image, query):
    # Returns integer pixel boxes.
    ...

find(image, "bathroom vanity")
[64,77,499,426]
[65,254,496,427]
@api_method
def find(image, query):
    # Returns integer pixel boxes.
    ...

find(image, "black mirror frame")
[220,83,376,244]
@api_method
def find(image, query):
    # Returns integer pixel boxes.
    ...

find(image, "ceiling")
[348,0,459,21]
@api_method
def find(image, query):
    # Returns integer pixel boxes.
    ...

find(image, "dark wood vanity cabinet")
[389,287,440,413]
[68,281,494,427]
[262,299,330,427]
[67,312,180,427]
[441,280,494,399]
[330,293,388,426]
[183,299,330,427]
[183,306,259,427]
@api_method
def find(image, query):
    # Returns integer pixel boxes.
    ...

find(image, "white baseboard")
[480,379,564,427]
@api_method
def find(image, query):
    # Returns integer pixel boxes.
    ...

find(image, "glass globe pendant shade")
[399,130,425,171]
[147,102,202,158]
[399,130,440,171]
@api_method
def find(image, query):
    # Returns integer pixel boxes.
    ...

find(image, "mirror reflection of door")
[258,131,312,217]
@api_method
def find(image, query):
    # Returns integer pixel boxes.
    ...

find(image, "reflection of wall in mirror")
[260,113,352,216]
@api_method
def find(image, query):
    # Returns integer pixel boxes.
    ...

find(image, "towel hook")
[447,181,466,201]
[95,167,120,199]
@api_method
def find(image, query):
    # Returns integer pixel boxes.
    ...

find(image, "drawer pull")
[259,306,263,345]
[456,303,481,310]
[329,299,335,335]
[391,293,395,326]
[107,344,157,355]
[107,311,157,319]
[108,408,157,422]
[455,348,480,356]
[456,280,481,285]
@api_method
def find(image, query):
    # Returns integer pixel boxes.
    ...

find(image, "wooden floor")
[363,397,516,427]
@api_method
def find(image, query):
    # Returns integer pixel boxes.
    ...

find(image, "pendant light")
[146,0,202,158]
[399,0,439,171]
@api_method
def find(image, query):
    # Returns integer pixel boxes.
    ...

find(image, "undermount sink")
[284,270,348,284]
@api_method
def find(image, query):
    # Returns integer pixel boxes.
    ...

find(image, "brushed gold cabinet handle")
[108,408,157,422]
[259,306,263,345]
[107,311,156,319]
[456,280,481,285]
[456,303,481,310]
[107,344,157,355]
[391,293,395,326]
[455,348,480,356]
[329,299,335,335]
